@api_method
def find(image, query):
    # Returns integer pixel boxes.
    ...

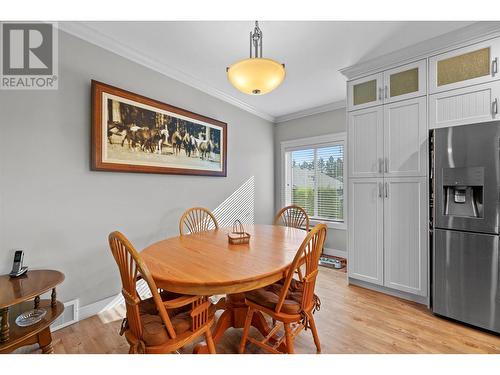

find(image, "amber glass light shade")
[227,58,286,95]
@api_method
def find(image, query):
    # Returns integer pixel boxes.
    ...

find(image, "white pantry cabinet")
[429,80,500,129]
[429,37,500,94]
[383,177,428,296]
[348,178,384,285]
[384,96,427,177]
[347,94,428,299]
[348,106,384,178]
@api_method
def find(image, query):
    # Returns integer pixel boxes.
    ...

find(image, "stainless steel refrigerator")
[432,121,500,333]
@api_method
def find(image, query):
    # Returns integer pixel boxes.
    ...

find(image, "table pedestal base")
[193,293,273,354]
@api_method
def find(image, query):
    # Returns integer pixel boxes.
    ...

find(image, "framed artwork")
[91,80,227,176]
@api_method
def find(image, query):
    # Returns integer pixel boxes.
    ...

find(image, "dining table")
[141,223,307,353]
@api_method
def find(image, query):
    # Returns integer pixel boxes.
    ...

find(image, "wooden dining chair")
[108,231,216,354]
[274,205,310,280]
[179,207,225,310]
[179,207,219,235]
[239,223,327,354]
[274,205,310,231]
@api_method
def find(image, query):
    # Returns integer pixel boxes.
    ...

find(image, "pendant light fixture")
[227,21,286,95]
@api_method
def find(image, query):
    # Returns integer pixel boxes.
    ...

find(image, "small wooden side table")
[0,270,65,354]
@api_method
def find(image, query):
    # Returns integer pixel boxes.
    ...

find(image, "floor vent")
[51,299,79,331]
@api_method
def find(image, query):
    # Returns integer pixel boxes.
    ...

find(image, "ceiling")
[62,21,474,122]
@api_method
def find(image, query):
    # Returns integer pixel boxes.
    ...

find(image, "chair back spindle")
[179,207,219,235]
[274,205,310,231]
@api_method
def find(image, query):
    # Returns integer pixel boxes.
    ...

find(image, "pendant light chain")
[250,21,263,59]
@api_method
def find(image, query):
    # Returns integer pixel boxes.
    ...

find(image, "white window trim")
[280,133,347,230]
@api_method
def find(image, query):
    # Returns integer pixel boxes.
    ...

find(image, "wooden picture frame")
[91,80,227,176]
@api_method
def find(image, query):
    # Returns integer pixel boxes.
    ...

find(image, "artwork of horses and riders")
[91,81,227,176]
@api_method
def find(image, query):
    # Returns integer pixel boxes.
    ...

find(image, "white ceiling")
[62,21,474,121]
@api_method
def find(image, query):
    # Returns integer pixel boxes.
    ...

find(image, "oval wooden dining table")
[141,224,307,353]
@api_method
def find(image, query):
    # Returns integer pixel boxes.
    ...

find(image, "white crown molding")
[340,21,500,80]
[274,100,346,124]
[57,22,276,123]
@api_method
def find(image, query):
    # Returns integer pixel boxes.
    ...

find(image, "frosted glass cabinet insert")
[429,37,500,93]
[347,73,384,111]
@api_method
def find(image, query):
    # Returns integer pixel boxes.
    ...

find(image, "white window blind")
[284,142,344,223]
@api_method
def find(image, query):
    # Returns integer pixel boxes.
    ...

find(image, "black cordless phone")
[9,250,28,277]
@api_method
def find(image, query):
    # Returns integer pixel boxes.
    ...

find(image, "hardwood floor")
[46,267,500,354]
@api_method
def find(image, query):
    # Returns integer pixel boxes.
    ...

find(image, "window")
[281,134,346,229]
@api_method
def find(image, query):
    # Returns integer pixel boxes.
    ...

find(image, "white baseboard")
[78,294,121,321]
[348,277,428,305]
[323,247,347,259]
[78,279,150,322]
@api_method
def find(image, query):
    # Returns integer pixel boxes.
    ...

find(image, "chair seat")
[245,281,304,315]
[139,297,215,347]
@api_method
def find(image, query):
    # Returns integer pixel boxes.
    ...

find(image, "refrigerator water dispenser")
[442,167,484,219]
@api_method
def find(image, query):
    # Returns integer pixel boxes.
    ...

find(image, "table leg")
[34,295,40,309]
[51,288,57,308]
[0,307,9,343]
[38,327,54,354]
[193,293,271,354]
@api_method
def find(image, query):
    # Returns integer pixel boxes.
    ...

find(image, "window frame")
[280,133,347,230]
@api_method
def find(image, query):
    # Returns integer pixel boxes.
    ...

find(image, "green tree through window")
[287,144,344,222]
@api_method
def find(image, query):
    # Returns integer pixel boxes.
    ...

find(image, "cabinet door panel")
[347,73,383,111]
[348,178,384,285]
[384,60,427,103]
[384,97,427,177]
[429,37,500,93]
[429,80,500,129]
[348,106,384,178]
[384,177,428,296]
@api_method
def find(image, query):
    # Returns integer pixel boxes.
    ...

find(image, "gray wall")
[0,31,275,307]
[274,108,347,255]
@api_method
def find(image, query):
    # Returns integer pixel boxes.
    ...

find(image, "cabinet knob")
[493,98,498,116]
[493,57,498,77]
